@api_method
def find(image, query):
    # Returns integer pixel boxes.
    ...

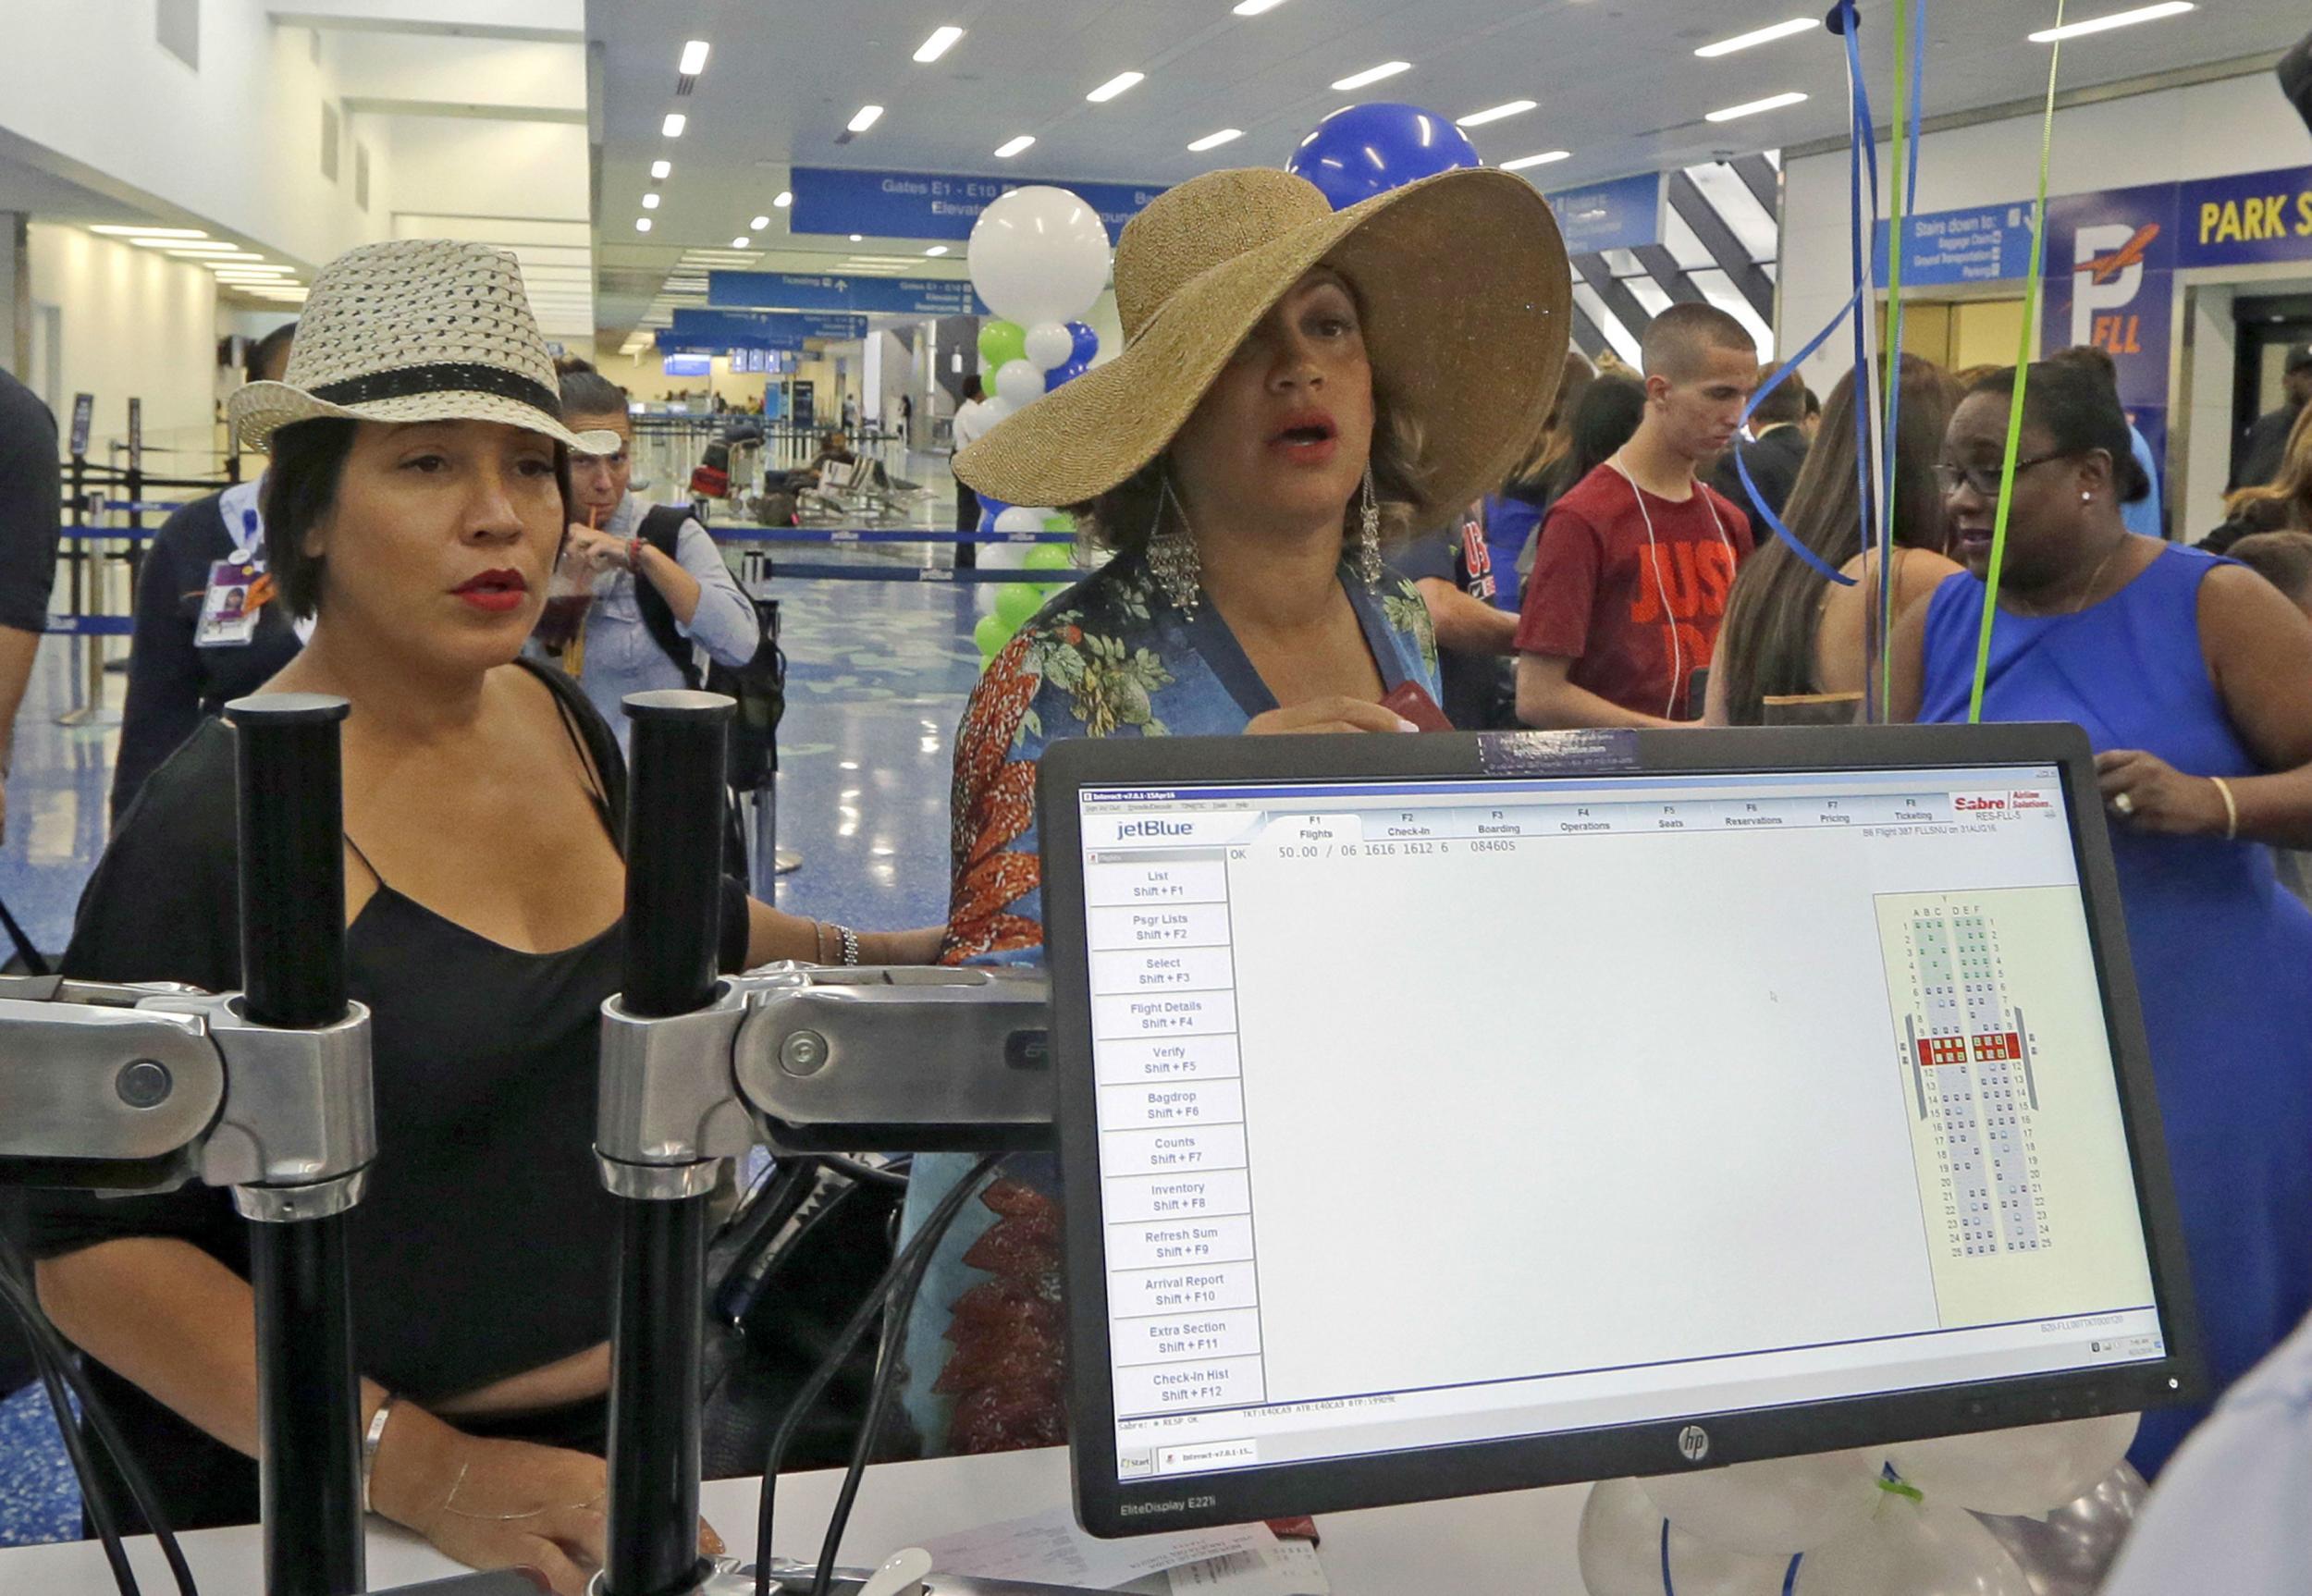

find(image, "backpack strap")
[631,505,702,689]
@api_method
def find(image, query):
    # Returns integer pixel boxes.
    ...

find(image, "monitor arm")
[0,694,388,1596]
[596,694,1055,1596]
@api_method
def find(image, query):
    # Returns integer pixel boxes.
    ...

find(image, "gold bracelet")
[2212,775,2239,841]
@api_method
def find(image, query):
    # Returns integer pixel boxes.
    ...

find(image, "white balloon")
[978,538,1036,572]
[1023,321,1075,372]
[1642,1450,1886,1557]
[993,359,1046,411]
[1885,1417,2139,1518]
[1580,1480,1797,1596]
[991,506,1049,536]
[1794,1498,2033,1596]
[968,185,1113,326]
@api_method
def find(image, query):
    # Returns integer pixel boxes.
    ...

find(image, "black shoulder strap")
[519,658,628,853]
[631,506,701,689]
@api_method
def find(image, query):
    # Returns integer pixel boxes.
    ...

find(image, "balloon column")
[1576,1416,2146,1596]
[965,185,1112,664]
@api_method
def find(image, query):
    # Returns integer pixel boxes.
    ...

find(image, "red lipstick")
[453,569,528,614]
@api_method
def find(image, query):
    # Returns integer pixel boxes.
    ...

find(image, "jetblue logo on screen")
[1117,819,1193,839]
[1677,1426,1711,1464]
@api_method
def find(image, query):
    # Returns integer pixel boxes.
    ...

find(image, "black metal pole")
[228,693,363,1596]
[606,689,732,1596]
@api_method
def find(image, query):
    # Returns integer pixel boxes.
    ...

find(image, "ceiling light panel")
[92,225,208,238]
[994,135,1036,159]
[1331,61,1411,92]
[2029,2,2194,43]
[1499,150,1572,170]
[1457,100,1536,127]
[662,113,686,138]
[1187,129,1244,152]
[774,191,792,208]
[847,104,884,132]
[1233,0,1289,12]
[1087,71,1144,103]
[651,160,671,179]
[914,26,965,63]
[1705,91,1808,122]
[678,40,710,75]
[642,193,660,209]
[1694,18,1817,57]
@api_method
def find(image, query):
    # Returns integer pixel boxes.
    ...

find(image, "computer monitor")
[1037,724,2201,1537]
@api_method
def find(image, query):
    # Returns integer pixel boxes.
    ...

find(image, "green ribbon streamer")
[1968,0,2066,723]
[1878,1476,1926,1504]
[1879,0,1912,722]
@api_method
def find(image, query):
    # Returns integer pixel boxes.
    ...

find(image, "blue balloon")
[1285,103,1482,211]
[1043,358,1088,393]
[976,496,1013,535]
[1067,321,1100,365]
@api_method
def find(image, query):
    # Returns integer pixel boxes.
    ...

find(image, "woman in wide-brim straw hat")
[902,164,1571,1455]
[26,239,940,1591]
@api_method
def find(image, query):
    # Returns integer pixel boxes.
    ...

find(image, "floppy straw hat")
[954,165,1571,525]
[228,239,618,455]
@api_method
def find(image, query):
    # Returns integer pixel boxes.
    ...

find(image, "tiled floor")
[0,460,1005,1544]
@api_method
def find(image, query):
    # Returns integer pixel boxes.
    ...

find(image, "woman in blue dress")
[898,164,1574,1454]
[1891,360,2312,1476]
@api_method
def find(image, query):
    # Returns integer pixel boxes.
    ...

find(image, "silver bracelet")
[360,1393,398,1515]
[839,925,860,966]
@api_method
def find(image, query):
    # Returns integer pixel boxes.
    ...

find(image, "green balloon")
[1042,513,1073,533]
[978,321,1027,372]
[973,612,1015,659]
[1023,544,1073,572]
[995,582,1043,631]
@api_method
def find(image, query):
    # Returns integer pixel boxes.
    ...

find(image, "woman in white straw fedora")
[25,239,940,1590]
[901,164,1571,1454]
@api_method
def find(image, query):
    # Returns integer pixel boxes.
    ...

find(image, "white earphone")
[1608,455,1736,719]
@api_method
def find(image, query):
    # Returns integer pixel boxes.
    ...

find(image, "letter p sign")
[2071,223,2145,349]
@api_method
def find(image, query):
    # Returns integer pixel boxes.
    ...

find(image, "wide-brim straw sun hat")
[228,239,618,456]
[955,165,1572,525]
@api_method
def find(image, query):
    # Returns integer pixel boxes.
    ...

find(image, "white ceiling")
[588,0,2312,340]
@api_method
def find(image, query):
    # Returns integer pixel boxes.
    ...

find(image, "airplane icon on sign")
[2080,224,2160,285]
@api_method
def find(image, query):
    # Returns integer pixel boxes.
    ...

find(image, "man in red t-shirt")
[1516,303,1760,726]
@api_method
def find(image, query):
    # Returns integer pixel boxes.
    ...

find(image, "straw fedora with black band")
[228,239,619,457]
[954,165,1572,528]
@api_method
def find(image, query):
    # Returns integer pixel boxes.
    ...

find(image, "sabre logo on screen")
[1952,792,2014,817]
[1677,1426,1711,1464]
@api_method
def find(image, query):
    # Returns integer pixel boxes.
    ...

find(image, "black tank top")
[23,660,748,1529]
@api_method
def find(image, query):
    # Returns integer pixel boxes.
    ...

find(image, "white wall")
[31,225,219,453]
[0,4,391,269]
[1781,69,2312,535]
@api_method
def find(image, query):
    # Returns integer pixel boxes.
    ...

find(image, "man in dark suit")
[2232,344,2312,493]
[1713,362,1811,531]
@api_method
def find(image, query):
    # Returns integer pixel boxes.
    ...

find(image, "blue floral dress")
[903,547,1440,1455]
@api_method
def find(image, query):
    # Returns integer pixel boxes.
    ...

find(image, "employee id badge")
[195,559,262,648]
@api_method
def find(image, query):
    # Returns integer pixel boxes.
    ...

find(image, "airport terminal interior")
[5,3,2312,1594]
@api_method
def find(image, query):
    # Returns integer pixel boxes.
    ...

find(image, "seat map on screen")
[1072,765,2166,1484]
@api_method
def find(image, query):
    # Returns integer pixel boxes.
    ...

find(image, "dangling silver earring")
[1149,474,1202,617]
[1357,464,1384,589]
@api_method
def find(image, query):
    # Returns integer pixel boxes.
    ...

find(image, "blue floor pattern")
[0,529,1005,1543]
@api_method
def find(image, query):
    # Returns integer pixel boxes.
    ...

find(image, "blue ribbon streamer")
[1875,0,1931,719]
[1736,2,1880,589]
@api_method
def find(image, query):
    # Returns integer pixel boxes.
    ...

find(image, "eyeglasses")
[1933,454,2070,497]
